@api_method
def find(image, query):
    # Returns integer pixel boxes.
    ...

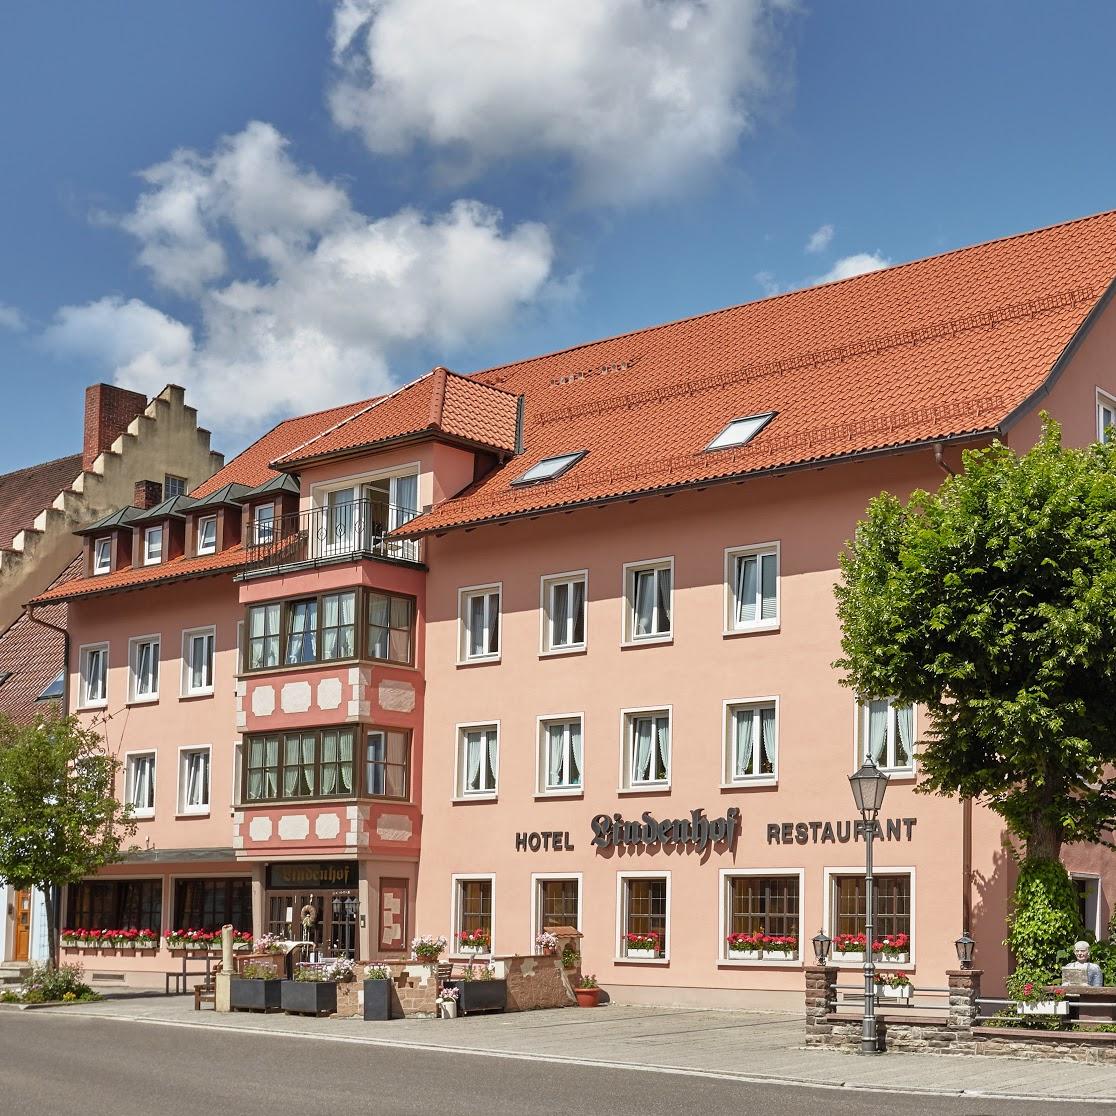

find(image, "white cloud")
[0,303,25,332]
[804,223,834,254]
[811,252,891,286]
[45,122,555,431]
[754,271,781,297]
[329,0,790,204]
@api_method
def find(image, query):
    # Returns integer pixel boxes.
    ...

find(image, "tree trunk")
[1026,814,1063,863]
[42,884,58,970]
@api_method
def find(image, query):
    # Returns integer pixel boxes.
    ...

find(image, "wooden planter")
[231,977,283,1012]
[281,979,338,1016]
[363,978,392,1021]
[574,987,601,1008]
[442,978,507,1015]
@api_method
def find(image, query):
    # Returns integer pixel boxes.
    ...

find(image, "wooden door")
[12,889,31,961]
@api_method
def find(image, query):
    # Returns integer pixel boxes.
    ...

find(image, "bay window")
[366,728,410,798]
[368,591,414,665]
[284,599,318,664]
[243,727,357,803]
[247,603,280,670]
[321,592,356,661]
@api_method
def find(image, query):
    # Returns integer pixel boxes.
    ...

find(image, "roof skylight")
[511,451,587,486]
[37,671,64,701]
[705,412,775,452]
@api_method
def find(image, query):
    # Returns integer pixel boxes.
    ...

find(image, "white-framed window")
[720,869,803,964]
[456,723,499,798]
[616,872,670,962]
[1098,390,1116,444]
[93,537,112,576]
[253,502,275,545]
[178,747,211,815]
[541,571,587,654]
[725,543,779,633]
[125,752,156,817]
[196,515,217,555]
[310,468,421,559]
[623,558,673,644]
[532,874,582,938]
[537,714,583,795]
[452,874,494,955]
[825,867,914,964]
[182,627,215,696]
[128,635,160,702]
[859,698,915,774]
[164,474,187,498]
[705,412,775,452]
[511,451,587,486]
[723,698,778,785]
[459,584,501,663]
[79,643,108,708]
[143,525,163,565]
[1072,873,1103,938]
[620,707,670,790]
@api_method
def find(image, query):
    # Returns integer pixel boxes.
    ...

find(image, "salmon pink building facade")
[34,212,1116,1005]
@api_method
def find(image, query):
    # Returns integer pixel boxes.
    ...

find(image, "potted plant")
[874,971,913,1003]
[1014,980,1069,1016]
[437,985,459,1019]
[135,929,159,950]
[362,965,395,1021]
[457,928,491,955]
[624,932,660,960]
[281,957,354,1016]
[411,935,449,963]
[762,934,798,961]
[574,974,601,1008]
[231,960,284,1011]
[254,932,286,955]
[833,933,867,963]
[561,944,581,971]
[441,963,508,1014]
[726,932,763,961]
[875,933,910,964]
[535,931,559,956]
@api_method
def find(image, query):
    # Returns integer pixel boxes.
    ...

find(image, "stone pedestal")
[804,964,837,1044]
[215,972,232,1013]
[946,968,982,1032]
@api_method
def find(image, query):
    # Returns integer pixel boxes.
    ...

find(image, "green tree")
[0,714,136,967]
[834,419,1116,861]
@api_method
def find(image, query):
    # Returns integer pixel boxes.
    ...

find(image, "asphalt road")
[0,1013,1108,1116]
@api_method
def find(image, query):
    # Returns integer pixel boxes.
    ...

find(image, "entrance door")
[265,890,358,958]
[12,889,31,962]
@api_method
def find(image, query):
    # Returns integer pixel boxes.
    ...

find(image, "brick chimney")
[134,480,163,510]
[84,383,148,471]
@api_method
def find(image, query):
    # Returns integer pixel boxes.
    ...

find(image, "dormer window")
[197,515,217,556]
[93,537,112,576]
[511,451,587,486]
[144,525,163,566]
[705,412,775,452]
[253,503,275,545]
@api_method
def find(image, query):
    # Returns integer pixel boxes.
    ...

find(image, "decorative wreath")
[300,903,317,929]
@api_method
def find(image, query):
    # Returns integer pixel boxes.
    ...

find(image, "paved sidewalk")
[28,994,1116,1103]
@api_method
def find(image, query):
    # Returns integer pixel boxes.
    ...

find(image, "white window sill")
[77,701,108,712]
[535,788,584,799]
[539,644,587,659]
[453,794,498,804]
[877,770,916,783]
[618,784,671,795]
[180,689,215,700]
[127,695,160,706]
[143,559,162,567]
[718,957,802,968]
[613,956,670,965]
[723,621,780,638]
[457,655,501,667]
[720,777,778,790]
[130,810,155,820]
[93,569,111,577]
[176,810,211,819]
[621,635,673,649]
[196,548,217,557]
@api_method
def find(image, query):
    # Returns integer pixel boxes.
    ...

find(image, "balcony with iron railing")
[241,499,422,575]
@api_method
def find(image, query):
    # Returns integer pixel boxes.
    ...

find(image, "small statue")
[1062,940,1104,988]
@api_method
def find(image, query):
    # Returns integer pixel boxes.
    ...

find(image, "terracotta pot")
[574,987,601,1008]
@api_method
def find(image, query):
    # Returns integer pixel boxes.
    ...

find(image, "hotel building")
[27,212,1116,1007]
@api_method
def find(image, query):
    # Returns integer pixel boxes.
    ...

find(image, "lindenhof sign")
[514,808,741,855]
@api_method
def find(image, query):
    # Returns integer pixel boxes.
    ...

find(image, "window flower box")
[442,977,507,1015]
[875,974,912,1003]
[231,975,283,1012]
[762,935,798,961]
[874,933,910,965]
[626,948,657,959]
[1013,981,1068,1016]
[726,933,762,961]
[1018,1000,1069,1016]
[624,932,660,959]
[833,933,867,963]
[412,935,448,963]
[457,929,491,954]
[281,979,337,1016]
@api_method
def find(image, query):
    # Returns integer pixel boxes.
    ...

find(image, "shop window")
[621,709,670,789]
[456,724,498,798]
[368,591,414,665]
[178,747,210,814]
[619,874,668,960]
[182,626,215,696]
[723,873,800,960]
[541,571,587,653]
[859,699,915,774]
[79,643,108,707]
[173,878,251,933]
[725,544,779,632]
[454,877,493,953]
[538,716,583,794]
[536,877,580,934]
[459,584,501,663]
[67,879,161,932]
[724,700,777,783]
[243,728,356,803]
[365,728,410,798]
[623,558,673,643]
[831,872,912,946]
[128,635,160,702]
[125,752,156,817]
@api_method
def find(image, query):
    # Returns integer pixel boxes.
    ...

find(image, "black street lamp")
[812,929,832,965]
[848,755,890,1055]
[955,931,975,969]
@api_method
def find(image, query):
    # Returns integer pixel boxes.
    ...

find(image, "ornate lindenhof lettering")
[265,861,357,889]
[590,808,741,853]
[765,818,917,845]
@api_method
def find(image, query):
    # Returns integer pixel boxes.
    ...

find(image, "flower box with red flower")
[832,933,867,962]
[624,932,660,959]
[457,928,491,955]
[1016,983,1069,1016]
[874,971,913,1002]
[725,932,763,961]
[762,934,799,961]
[875,933,909,964]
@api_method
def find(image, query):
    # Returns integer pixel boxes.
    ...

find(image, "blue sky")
[2,0,1115,472]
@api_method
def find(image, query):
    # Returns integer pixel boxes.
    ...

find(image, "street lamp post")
[849,755,890,1055]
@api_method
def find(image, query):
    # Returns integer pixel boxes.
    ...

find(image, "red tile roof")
[0,453,83,550]
[399,210,1116,536]
[274,367,519,467]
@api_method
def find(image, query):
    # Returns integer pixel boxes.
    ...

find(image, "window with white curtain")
[247,603,280,669]
[859,699,915,773]
[126,753,156,816]
[725,700,778,783]
[726,544,779,631]
[624,560,672,642]
[542,572,586,653]
[129,636,160,702]
[93,537,112,575]
[457,724,499,797]
[539,716,583,793]
[179,748,210,814]
[284,598,318,664]
[182,627,215,696]
[196,515,217,555]
[1098,391,1116,444]
[80,643,108,707]
[143,525,163,565]
[623,709,670,788]
[321,591,356,660]
[459,585,500,662]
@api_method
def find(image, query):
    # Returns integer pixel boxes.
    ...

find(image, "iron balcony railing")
[243,499,421,572]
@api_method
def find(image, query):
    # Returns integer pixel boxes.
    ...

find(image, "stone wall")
[501,954,575,1011]
[333,961,438,1018]
[973,1029,1116,1064]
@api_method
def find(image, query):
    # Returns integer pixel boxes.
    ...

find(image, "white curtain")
[655,717,669,781]
[547,724,564,786]
[131,757,153,810]
[570,721,582,785]
[734,709,755,777]
[283,736,300,797]
[185,751,208,807]
[286,602,316,663]
[264,737,279,798]
[369,594,389,659]
[466,732,483,791]
[484,731,497,789]
[571,580,586,643]
[736,556,758,624]
[552,582,570,646]
[191,633,212,689]
[321,732,338,795]
[634,718,653,782]
[656,569,671,632]
[469,595,486,657]
[634,571,654,636]
[895,704,913,766]
[868,700,889,764]
[136,641,158,695]
[760,705,776,772]
[390,473,418,521]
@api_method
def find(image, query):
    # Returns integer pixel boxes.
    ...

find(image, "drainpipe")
[25,603,69,714]
[934,442,956,477]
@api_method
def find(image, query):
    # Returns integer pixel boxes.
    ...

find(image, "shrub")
[1005,859,1085,983]
[22,962,98,1003]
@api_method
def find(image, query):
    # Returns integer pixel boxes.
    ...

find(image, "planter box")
[442,978,507,1015]
[459,945,488,955]
[1018,1000,1069,1016]
[231,977,283,1012]
[727,949,762,961]
[762,950,798,962]
[876,984,912,1002]
[877,952,909,964]
[362,979,392,1021]
[625,948,658,960]
[281,979,337,1016]
[832,951,865,964]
